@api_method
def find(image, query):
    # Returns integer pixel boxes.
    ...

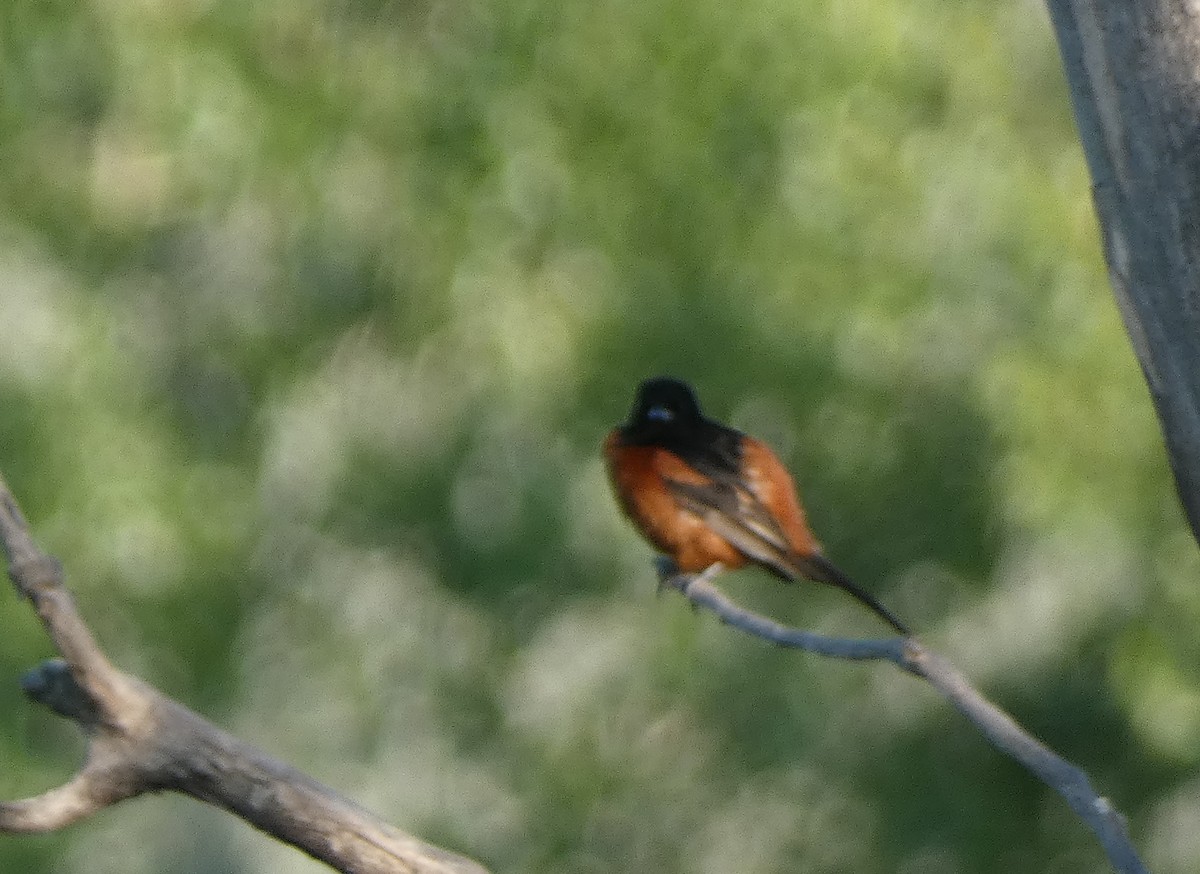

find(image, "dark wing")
[656,419,800,574]
[666,454,911,635]
[667,475,910,634]
[663,476,798,581]
[658,419,744,481]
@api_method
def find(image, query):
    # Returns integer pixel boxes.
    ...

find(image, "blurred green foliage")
[2,0,1198,871]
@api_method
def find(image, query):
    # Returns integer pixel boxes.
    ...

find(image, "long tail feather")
[790,553,910,635]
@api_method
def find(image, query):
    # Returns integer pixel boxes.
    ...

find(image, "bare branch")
[0,471,490,874]
[0,774,123,833]
[659,561,1148,874]
[0,459,1151,874]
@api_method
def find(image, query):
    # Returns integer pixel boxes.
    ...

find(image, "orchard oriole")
[604,376,909,635]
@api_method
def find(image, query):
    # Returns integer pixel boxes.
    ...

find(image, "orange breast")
[603,432,748,572]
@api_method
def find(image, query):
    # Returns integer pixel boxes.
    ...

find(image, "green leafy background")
[3,0,1198,871]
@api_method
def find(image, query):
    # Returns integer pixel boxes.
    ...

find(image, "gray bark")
[0,477,489,874]
[1046,0,1200,539]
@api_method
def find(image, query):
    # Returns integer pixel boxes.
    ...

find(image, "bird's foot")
[655,556,681,596]
[655,559,723,605]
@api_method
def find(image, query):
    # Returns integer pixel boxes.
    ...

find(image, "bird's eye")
[646,404,674,423]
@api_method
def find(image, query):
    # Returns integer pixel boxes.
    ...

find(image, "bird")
[603,376,909,635]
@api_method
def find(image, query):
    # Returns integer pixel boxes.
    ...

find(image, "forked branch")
[0,472,489,874]
[0,468,1149,874]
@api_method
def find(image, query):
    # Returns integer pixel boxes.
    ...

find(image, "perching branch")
[0,472,489,874]
[659,559,1148,874]
[0,464,1149,874]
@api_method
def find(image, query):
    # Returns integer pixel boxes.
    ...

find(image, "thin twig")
[659,560,1148,874]
[0,464,1150,873]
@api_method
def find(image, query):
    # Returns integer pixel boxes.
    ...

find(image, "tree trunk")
[1046,0,1200,541]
